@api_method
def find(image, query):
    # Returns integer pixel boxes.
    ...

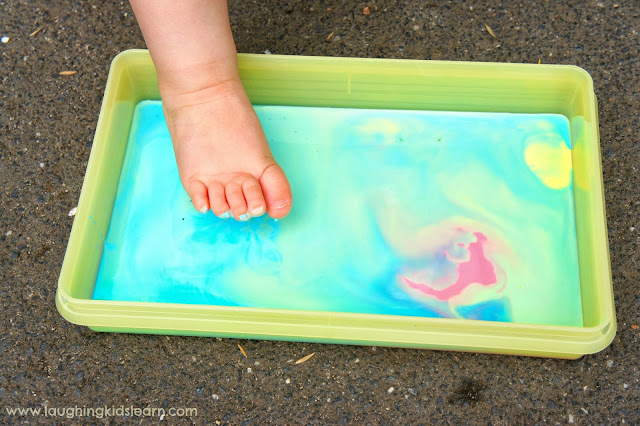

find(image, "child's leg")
[130,0,292,220]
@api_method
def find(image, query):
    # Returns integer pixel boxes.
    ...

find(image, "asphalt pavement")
[1,0,639,423]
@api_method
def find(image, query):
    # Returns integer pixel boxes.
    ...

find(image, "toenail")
[198,204,209,214]
[218,210,232,219]
[271,200,291,209]
[250,206,265,217]
[239,213,251,221]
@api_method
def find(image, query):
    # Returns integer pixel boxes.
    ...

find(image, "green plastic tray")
[56,50,615,358]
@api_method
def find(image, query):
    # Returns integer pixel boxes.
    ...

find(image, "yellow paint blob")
[357,119,401,144]
[524,137,572,189]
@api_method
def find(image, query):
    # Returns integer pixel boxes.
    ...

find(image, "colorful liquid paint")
[93,101,583,326]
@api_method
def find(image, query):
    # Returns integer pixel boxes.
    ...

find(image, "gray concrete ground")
[1,0,639,423]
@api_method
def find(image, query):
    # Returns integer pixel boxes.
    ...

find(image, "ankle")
[157,57,241,102]
[160,74,246,114]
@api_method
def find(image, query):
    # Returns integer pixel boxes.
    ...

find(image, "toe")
[186,180,209,214]
[206,181,231,218]
[225,182,249,221]
[242,178,267,217]
[260,163,292,219]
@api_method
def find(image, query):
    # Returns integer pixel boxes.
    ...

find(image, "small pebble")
[246,367,252,373]
[1,36,9,43]
[581,408,589,414]
[624,383,629,389]
[39,162,45,168]
[264,49,272,55]
[387,387,394,394]
[5,230,12,237]
[569,414,575,423]
[254,361,260,366]
[285,378,291,384]
[407,388,417,396]
[68,207,77,217]
[606,360,614,368]
[212,394,219,400]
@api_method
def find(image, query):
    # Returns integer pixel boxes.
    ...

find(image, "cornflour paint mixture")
[93,101,582,326]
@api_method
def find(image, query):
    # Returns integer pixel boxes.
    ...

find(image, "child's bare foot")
[162,77,292,221]
[129,0,290,220]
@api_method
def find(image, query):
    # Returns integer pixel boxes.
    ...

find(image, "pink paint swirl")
[402,232,497,301]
